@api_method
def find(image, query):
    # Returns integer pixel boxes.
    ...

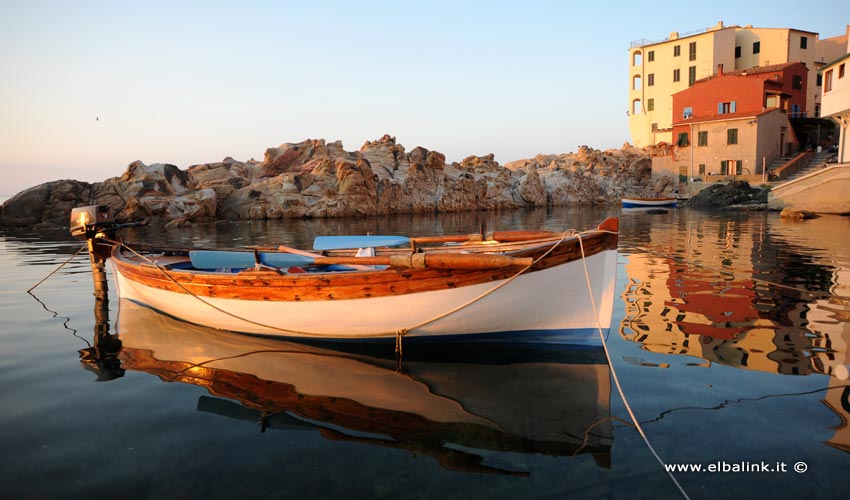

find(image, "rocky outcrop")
[685,181,768,209]
[1,136,668,228]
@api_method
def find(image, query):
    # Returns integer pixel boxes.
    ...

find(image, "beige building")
[628,22,849,147]
[821,25,850,164]
[652,108,797,180]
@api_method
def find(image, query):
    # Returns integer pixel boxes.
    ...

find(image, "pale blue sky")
[1,0,848,195]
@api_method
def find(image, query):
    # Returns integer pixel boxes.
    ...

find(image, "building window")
[766,95,778,108]
[792,75,803,90]
[673,69,681,82]
[817,73,822,86]
[683,106,693,119]
[736,160,743,175]
[688,66,696,86]
[674,45,681,57]
[689,42,697,61]
[632,99,642,114]
[647,98,654,111]
[718,101,737,114]
[633,75,642,90]
[647,73,655,86]
[841,64,846,79]
[720,160,728,175]
[825,69,833,92]
[753,41,760,54]
[727,128,738,145]
[698,164,706,176]
[677,132,689,147]
[801,36,807,49]
[698,131,708,146]
[735,46,741,58]
[648,50,655,62]
[633,51,642,66]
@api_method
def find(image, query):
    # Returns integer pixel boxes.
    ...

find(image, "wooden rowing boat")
[116,299,614,473]
[75,206,618,343]
[621,197,678,209]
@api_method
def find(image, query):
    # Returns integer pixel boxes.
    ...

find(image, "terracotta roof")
[695,61,805,83]
[672,108,779,126]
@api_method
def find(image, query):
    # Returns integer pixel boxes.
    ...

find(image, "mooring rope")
[27,244,87,293]
[102,230,577,342]
[396,228,578,335]
[575,232,691,500]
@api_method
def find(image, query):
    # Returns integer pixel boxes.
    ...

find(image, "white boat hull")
[622,197,677,208]
[113,248,617,344]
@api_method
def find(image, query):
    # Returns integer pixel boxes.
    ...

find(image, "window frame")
[674,45,681,57]
[727,128,738,145]
[677,132,689,147]
[673,69,681,82]
[801,36,808,49]
[753,41,760,54]
[698,131,708,147]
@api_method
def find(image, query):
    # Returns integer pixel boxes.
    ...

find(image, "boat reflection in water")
[115,299,614,476]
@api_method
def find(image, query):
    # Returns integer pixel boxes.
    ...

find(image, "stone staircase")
[782,150,834,182]
[767,150,834,182]
[767,154,797,175]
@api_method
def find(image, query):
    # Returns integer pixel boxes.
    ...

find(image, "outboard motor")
[70,205,116,239]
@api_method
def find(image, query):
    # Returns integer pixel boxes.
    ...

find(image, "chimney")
[717,64,724,76]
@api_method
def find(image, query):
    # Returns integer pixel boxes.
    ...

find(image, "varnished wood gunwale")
[110,227,617,303]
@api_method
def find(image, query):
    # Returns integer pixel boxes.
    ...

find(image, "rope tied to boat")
[27,244,87,292]
[395,329,407,357]
[575,231,691,500]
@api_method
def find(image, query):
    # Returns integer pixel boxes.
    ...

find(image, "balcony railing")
[630,26,714,49]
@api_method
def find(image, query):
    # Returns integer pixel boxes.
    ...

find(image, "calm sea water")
[1,206,849,499]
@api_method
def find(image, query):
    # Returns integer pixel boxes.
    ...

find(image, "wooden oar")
[277,245,373,270]
[190,250,532,271]
[311,253,533,269]
[313,230,561,251]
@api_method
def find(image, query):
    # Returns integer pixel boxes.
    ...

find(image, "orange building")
[652,62,808,180]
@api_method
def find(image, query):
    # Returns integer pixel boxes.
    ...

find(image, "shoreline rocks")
[1,135,670,228]
[684,180,769,210]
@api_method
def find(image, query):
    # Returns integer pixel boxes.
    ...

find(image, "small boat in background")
[621,197,678,209]
[71,206,619,345]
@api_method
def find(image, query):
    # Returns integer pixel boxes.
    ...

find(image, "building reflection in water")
[110,300,614,476]
[619,212,850,454]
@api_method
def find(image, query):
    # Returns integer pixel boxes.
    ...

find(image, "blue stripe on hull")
[622,201,677,208]
[253,327,610,347]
